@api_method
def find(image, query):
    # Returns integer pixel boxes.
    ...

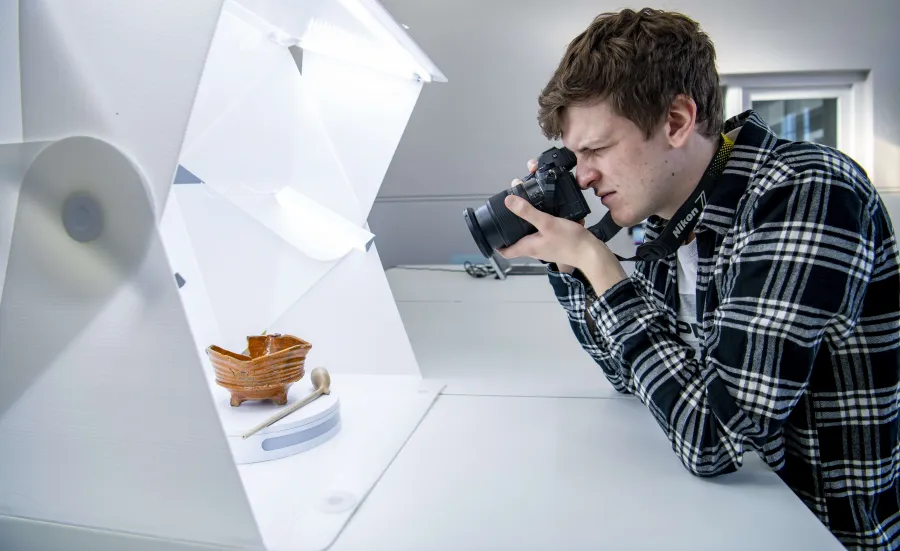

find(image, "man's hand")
[497,191,627,295]
[510,159,584,274]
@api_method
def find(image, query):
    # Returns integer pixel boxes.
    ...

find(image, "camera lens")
[463,147,587,258]
[463,208,492,258]
[464,182,538,258]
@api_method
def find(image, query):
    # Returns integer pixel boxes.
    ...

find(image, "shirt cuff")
[547,264,597,298]
[586,277,654,347]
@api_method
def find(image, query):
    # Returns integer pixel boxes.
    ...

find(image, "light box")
[0,1,445,550]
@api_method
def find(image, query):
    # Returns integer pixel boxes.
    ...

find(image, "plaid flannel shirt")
[548,110,900,550]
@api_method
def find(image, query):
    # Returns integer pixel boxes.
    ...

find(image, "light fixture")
[226,0,443,83]
[299,18,431,82]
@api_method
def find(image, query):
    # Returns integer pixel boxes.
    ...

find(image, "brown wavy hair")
[537,8,723,141]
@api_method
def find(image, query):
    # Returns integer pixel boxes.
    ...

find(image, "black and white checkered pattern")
[548,111,900,550]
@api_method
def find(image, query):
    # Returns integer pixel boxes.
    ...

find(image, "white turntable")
[213,376,341,465]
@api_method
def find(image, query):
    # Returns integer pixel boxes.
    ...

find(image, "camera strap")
[587,133,734,262]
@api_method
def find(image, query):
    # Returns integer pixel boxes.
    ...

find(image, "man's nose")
[576,167,599,190]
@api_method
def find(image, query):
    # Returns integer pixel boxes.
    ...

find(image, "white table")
[10,265,837,551]
[334,394,841,551]
[322,266,845,550]
[386,264,560,304]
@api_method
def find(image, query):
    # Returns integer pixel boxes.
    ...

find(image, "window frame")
[721,70,873,181]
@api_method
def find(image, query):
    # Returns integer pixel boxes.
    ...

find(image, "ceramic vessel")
[207,334,311,407]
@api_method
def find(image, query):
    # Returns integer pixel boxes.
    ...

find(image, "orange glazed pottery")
[207,334,312,407]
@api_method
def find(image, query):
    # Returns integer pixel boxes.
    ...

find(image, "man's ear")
[665,94,697,148]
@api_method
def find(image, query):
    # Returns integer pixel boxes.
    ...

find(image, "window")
[753,96,839,148]
[721,71,873,180]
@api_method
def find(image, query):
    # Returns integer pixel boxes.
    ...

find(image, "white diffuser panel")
[0,138,264,549]
[158,190,226,365]
[2,1,446,550]
[0,0,22,145]
[270,242,421,376]
[180,4,363,227]
[0,144,45,302]
[300,50,427,224]
[171,184,340,355]
[17,0,226,216]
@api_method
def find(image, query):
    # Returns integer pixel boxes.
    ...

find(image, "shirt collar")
[646,109,780,237]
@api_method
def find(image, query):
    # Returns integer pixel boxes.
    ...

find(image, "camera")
[463,146,591,258]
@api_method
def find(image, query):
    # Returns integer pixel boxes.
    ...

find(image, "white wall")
[370,0,900,267]
[883,195,900,225]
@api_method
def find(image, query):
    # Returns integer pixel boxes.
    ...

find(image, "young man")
[499,8,900,551]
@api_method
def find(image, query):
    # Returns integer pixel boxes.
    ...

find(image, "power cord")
[463,261,492,278]
[392,262,496,279]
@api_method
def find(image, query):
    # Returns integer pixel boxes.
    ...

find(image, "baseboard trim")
[374,193,490,203]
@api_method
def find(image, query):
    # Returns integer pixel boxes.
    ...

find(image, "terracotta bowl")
[207,334,312,407]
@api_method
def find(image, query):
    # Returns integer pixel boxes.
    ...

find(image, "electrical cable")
[392,261,495,279]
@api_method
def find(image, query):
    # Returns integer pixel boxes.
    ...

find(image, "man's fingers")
[510,159,538,189]
[498,234,538,260]
[505,195,550,228]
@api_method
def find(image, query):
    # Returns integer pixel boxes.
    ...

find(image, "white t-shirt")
[675,238,702,359]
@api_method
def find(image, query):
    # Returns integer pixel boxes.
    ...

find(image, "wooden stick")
[241,388,324,439]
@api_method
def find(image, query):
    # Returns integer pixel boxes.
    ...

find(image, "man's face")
[560,100,680,227]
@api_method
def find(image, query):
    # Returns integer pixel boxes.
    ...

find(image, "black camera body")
[464,147,590,258]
